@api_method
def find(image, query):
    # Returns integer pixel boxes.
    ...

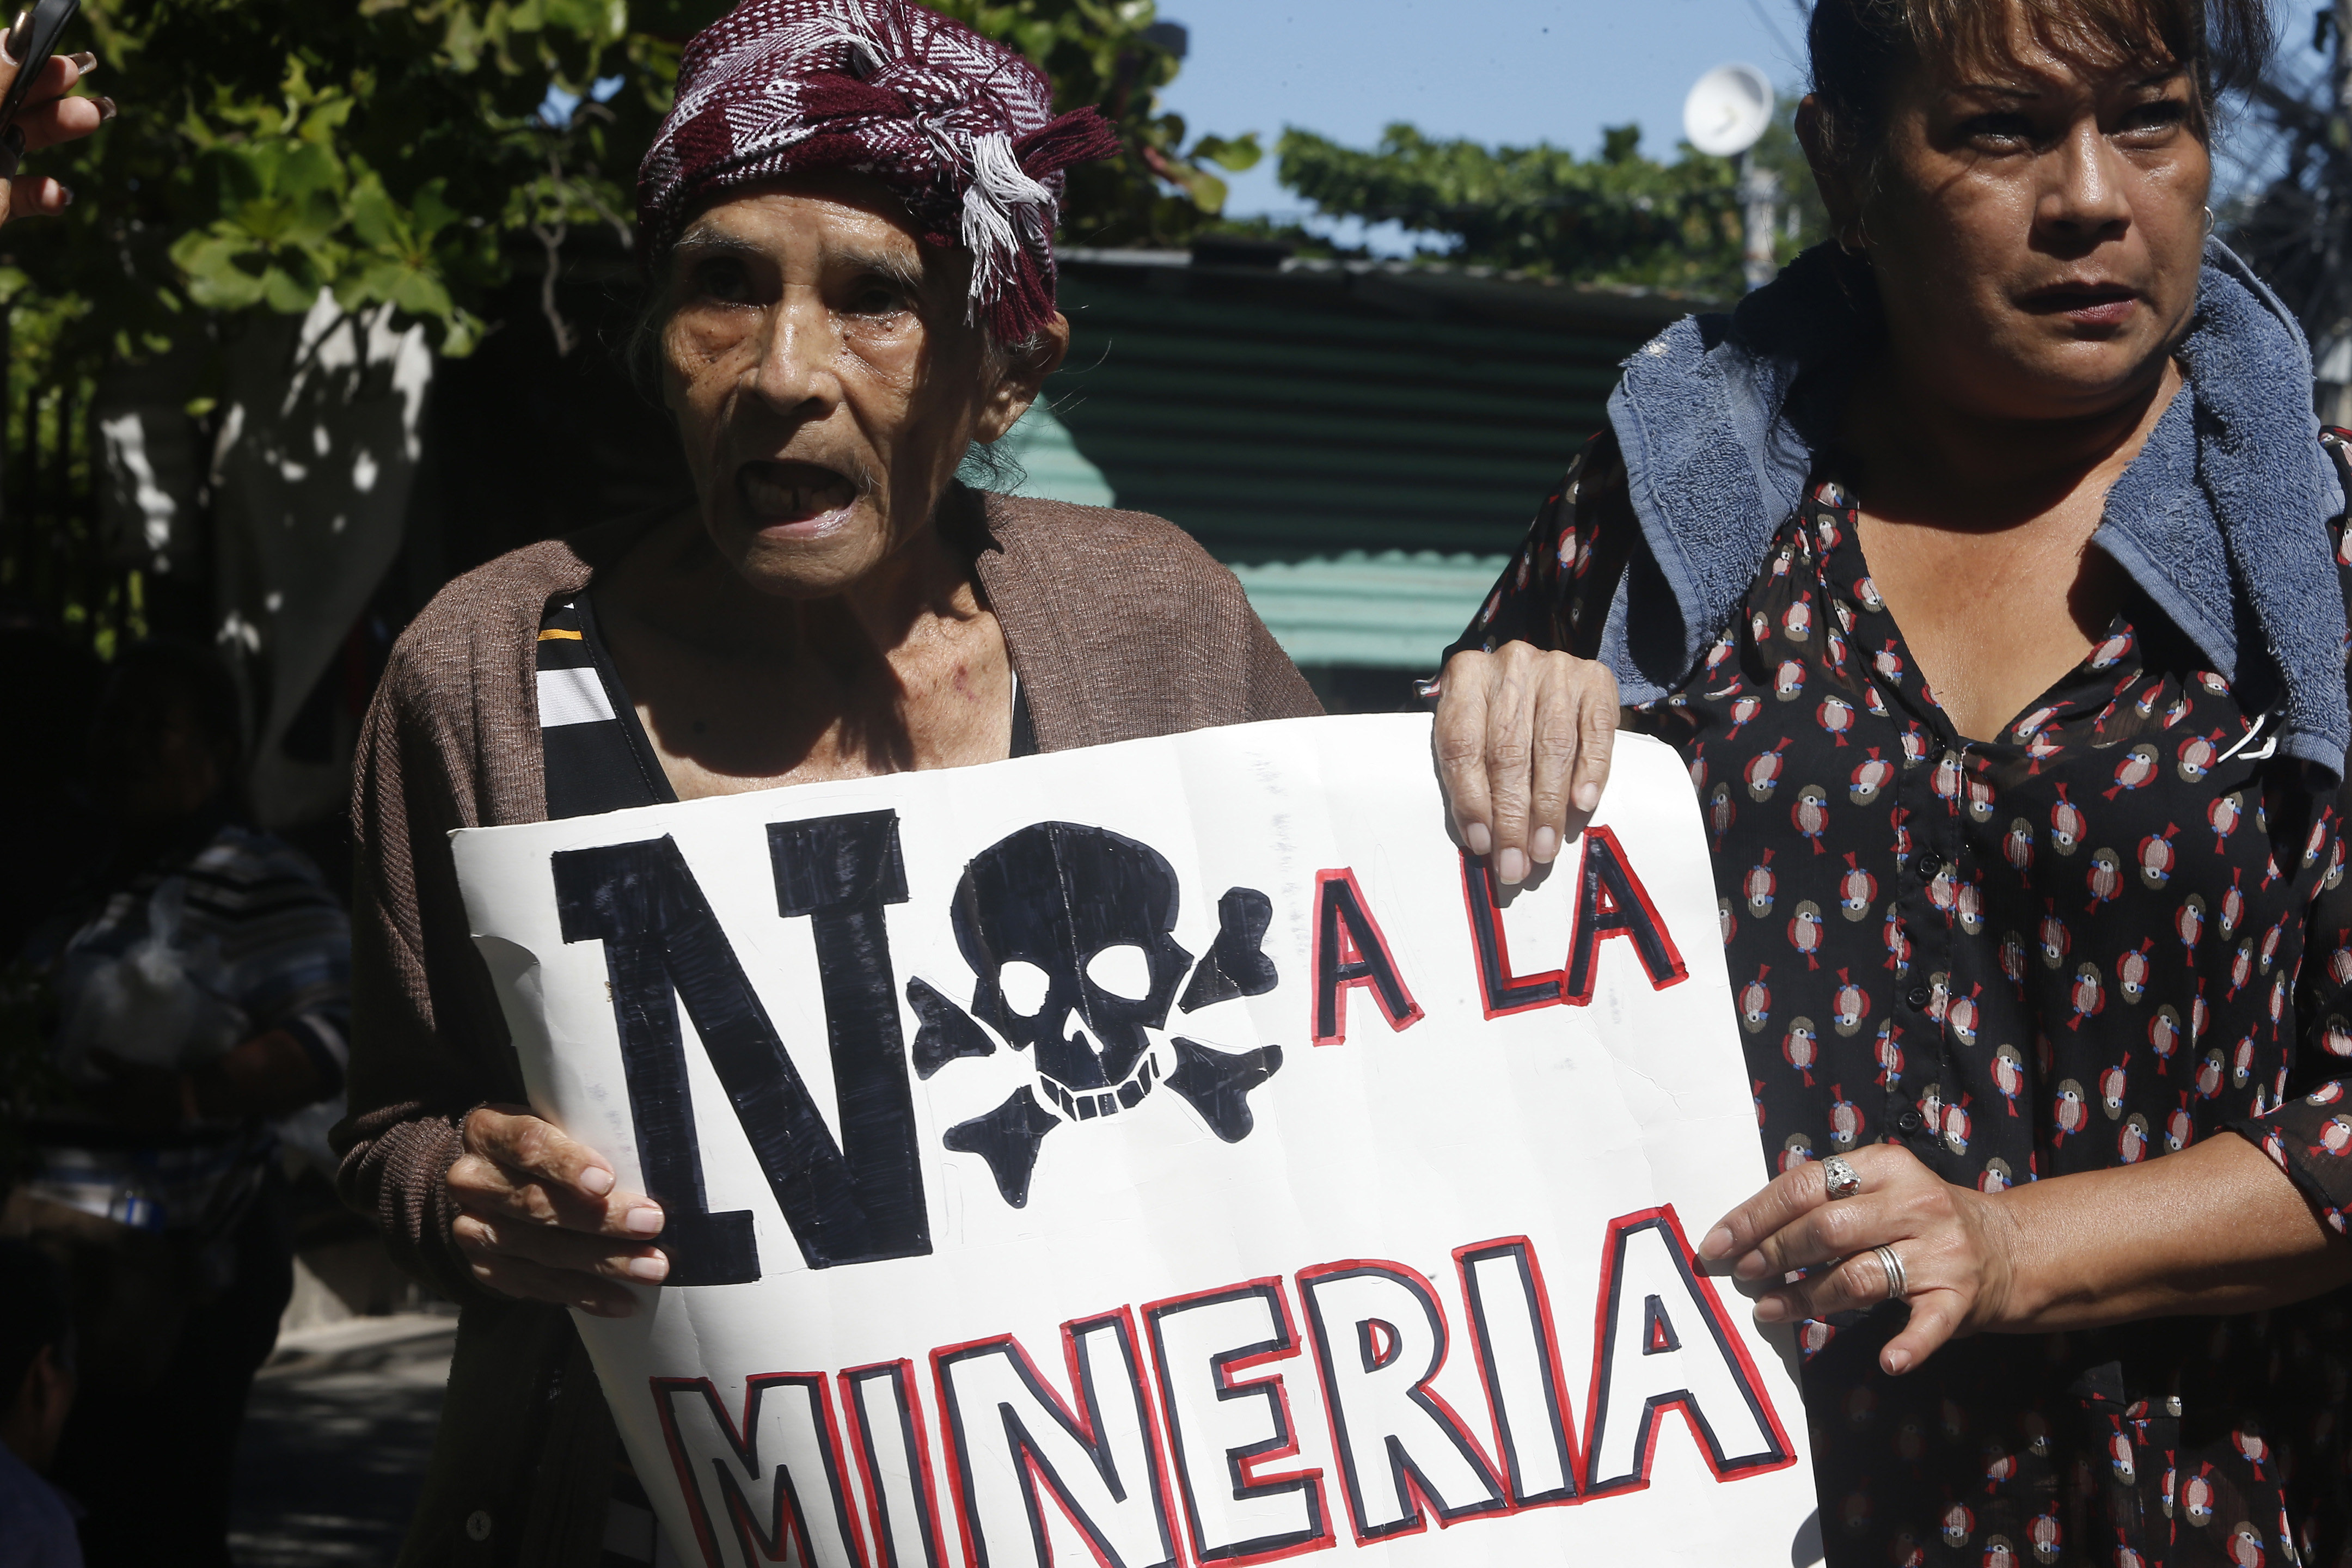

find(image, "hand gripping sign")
[455,714,1819,1568]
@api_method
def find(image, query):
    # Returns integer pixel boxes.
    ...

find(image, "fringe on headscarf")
[638,0,1122,342]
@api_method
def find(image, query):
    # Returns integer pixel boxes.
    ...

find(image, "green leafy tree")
[16,0,672,364]
[942,2,1259,248]
[0,0,1250,644]
[1274,105,1824,297]
[8,0,1248,370]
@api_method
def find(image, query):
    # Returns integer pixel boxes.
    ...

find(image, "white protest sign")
[454,713,1818,1568]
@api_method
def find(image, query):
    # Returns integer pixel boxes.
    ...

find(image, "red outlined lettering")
[652,1372,869,1568]
[1454,1238,1583,1510]
[932,1308,1181,1568]
[1142,1277,1334,1566]
[1561,827,1690,1006]
[1459,853,1565,1018]
[1579,1207,1796,1497]
[1310,869,1424,1045]
[1295,1261,1506,1544]
[1641,1297,1681,1355]
[842,1359,949,1568]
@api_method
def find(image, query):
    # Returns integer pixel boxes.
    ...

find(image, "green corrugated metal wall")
[1043,256,1698,565]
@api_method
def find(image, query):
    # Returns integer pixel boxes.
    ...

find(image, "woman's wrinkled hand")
[1432,641,1619,884]
[1696,1143,2024,1376]
[448,1104,667,1317]
[0,47,112,224]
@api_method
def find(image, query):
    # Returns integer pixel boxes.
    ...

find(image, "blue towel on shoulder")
[1599,240,2350,776]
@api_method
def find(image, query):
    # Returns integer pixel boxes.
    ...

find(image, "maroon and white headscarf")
[638,0,1122,342]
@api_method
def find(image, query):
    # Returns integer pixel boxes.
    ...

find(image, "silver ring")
[1822,1157,1861,1200]
[1872,1243,1908,1303]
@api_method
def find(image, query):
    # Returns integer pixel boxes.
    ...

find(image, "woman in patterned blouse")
[1437,1,2352,1564]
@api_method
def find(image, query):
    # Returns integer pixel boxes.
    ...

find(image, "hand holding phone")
[0,0,77,176]
[0,0,109,222]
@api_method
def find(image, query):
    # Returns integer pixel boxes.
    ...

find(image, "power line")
[1742,0,1800,71]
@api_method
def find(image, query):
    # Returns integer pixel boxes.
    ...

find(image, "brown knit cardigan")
[334,487,1322,1568]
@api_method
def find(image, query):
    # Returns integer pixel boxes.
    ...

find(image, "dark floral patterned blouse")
[1449,429,2352,1568]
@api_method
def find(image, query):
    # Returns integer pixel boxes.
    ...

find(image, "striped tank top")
[532,591,1031,1563]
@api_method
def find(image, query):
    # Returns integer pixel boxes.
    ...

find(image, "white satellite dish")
[1683,62,1775,157]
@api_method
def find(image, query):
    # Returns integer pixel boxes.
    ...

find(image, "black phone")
[0,0,77,174]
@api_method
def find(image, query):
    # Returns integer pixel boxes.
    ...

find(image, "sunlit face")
[1813,14,2210,420]
[658,172,1056,599]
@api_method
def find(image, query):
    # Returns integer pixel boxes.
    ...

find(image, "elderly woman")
[332,2,1316,1559]
[1439,0,2352,1563]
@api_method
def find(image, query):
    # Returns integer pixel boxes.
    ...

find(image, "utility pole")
[1737,155,1780,291]
[1684,64,1778,290]
[2319,0,2352,422]
[2336,0,2352,130]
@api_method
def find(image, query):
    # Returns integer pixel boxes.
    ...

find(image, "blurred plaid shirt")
[20,823,350,1235]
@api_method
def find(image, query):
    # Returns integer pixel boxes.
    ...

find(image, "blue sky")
[1147,0,2311,245]
[1151,0,1809,240]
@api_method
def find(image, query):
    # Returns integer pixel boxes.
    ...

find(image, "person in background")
[332,0,1319,1559]
[0,1239,79,1568]
[6,640,350,1568]
[0,621,102,960]
[1435,0,2352,1562]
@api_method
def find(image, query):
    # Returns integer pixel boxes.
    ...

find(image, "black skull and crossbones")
[905,822,1283,1206]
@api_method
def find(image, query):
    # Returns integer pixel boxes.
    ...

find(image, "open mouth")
[736,460,860,529]
[2018,282,2138,328]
